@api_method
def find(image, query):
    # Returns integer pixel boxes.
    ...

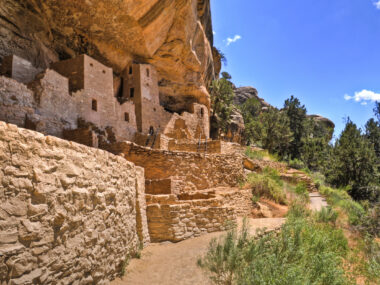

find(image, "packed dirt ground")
[111,218,286,285]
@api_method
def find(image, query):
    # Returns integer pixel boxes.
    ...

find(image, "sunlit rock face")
[0,0,215,112]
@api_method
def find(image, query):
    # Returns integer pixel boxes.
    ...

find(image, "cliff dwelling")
[0,1,255,284]
[0,53,248,284]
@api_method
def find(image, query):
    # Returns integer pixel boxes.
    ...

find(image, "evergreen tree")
[283,96,307,159]
[325,119,377,200]
[301,118,330,170]
[365,118,380,159]
[260,109,293,156]
[210,78,234,138]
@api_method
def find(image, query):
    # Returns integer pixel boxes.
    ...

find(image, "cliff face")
[0,0,215,112]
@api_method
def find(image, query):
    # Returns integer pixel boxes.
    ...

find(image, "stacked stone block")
[0,122,148,284]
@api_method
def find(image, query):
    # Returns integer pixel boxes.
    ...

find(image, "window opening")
[92,99,97,111]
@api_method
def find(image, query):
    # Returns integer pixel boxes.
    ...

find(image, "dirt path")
[309,192,328,211]
[111,218,285,285]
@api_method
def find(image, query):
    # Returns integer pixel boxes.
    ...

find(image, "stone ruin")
[0,53,253,284]
[0,54,212,150]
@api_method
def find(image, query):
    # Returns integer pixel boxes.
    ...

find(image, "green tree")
[365,118,380,159]
[260,109,293,157]
[210,78,235,138]
[240,97,262,144]
[221,71,232,80]
[284,96,307,159]
[374,102,380,122]
[301,118,330,170]
[325,119,377,200]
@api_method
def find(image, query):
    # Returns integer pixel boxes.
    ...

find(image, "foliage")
[259,109,293,157]
[283,95,307,159]
[244,147,265,160]
[240,97,263,145]
[300,119,331,171]
[294,182,309,201]
[214,47,227,66]
[210,78,235,137]
[198,204,351,285]
[287,158,306,170]
[120,255,130,276]
[315,206,338,225]
[365,118,380,160]
[246,169,286,204]
[374,101,380,122]
[221,71,232,80]
[324,119,378,200]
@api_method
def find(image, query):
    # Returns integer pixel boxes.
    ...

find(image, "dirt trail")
[111,218,285,285]
[309,192,328,211]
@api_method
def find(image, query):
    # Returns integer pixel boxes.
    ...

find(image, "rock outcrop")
[308,114,335,130]
[0,0,215,113]
[233,86,271,108]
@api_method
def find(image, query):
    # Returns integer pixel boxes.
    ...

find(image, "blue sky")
[211,0,380,138]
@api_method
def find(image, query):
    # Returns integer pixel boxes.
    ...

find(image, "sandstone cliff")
[0,0,216,113]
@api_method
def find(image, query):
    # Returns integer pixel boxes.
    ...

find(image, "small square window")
[90,63,94,67]
[200,108,204,117]
[130,88,135,98]
[92,99,97,111]
[146,68,150,77]
[124,112,129,122]
[129,66,133,74]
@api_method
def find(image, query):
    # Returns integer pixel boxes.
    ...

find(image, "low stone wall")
[0,122,149,284]
[106,142,245,193]
[146,194,236,242]
[215,188,253,217]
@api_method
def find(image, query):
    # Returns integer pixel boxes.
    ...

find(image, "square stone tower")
[122,63,167,134]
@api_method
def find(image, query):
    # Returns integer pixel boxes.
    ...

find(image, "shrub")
[315,206,338,225]
[295,182,309,201]
[199,204,350,285]
[288,158,306,170]
[247,172,286,204]
[244,148,265,160]
[251,195,260,205]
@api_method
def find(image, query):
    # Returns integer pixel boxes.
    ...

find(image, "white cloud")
[226,35,242,46]
[361,102,368,105]
[344,89,380,103]
[213,30,216,35]
[374,1,380,9]
[344,94,351,100]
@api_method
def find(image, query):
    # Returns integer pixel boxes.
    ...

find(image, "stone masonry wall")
[106,142,245,193]
[146,194,236,242]
[0,122,148,284]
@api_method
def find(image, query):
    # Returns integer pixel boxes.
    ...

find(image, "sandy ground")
[111,218,285,285]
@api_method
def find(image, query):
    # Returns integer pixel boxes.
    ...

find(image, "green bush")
[315,207,338,225]
[263,167,283,186]
[247,171,286,204]
[288,158,306,170]
[198,205,351,285]
[295,182,309,200]
[244,148,265,160]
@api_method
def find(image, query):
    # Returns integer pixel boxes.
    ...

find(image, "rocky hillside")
[0,0,217,112]
[233,86,335,134]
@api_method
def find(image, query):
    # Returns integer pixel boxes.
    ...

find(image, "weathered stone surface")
[234,86,271,108]
[0,0,215,113]
[0,122,149,284]
[106,141,245,193]
[308,114,335,140]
